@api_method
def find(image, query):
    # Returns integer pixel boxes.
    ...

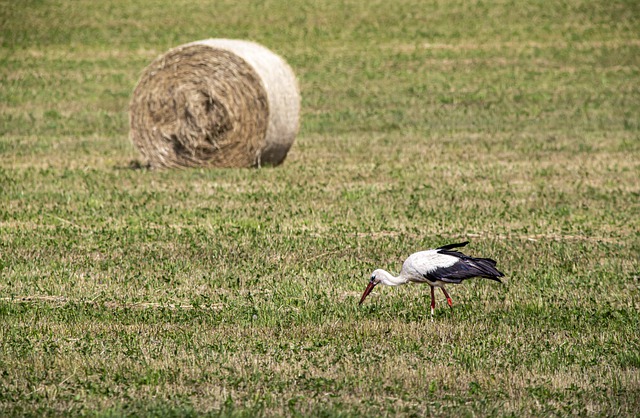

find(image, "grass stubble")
[1,0,639,416]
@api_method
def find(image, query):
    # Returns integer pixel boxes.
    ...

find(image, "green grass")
[1,0,639,416]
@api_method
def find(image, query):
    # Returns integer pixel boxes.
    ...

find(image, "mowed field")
[1,0,639,416]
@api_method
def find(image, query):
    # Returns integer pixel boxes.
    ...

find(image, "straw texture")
[129,39,300,168]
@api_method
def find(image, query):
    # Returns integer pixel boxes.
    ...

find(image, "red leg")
[441,287,453,309]
[430,286,436,318]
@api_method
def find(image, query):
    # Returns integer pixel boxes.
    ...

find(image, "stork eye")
[370,274,376,281]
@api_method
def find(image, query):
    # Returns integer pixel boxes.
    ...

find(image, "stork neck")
[378,269,407,286]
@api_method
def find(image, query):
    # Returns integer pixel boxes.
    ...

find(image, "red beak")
[359,280,377,305]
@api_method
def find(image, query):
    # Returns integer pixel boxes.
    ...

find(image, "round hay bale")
[129,39,300,168]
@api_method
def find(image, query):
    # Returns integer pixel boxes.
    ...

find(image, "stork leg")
[440,287,453,309]
[430,286,436,320]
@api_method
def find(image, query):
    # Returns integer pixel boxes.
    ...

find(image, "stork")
[359,242,504,319]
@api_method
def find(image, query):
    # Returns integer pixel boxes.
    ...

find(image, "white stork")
[359,242,504,318]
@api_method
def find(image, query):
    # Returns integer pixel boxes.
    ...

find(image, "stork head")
[358,270,384,305]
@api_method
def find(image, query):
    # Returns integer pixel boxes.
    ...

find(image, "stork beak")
[359,280,377,305]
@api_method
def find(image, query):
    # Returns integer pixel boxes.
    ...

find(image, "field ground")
[1,0,639,416]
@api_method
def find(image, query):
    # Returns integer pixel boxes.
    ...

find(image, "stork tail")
[471,257,504,282]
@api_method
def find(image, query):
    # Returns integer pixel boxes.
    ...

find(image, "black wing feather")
[436,241,469,251]
[423,254,504,284]
[422,242,504,284]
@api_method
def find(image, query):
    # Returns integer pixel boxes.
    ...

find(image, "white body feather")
[370,250,460,288]
[402,250,459,284]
